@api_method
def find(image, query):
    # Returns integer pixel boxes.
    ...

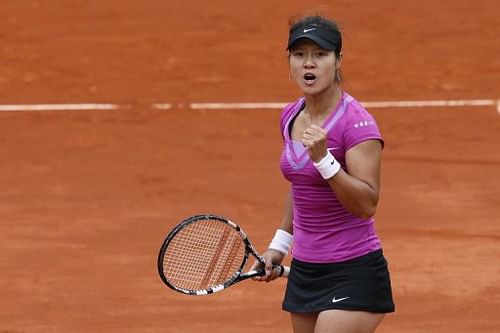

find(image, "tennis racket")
[157,214,290,295]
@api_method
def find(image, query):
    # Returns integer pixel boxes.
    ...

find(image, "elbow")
[356,200,379,219]
[346,204,377,219]
[339,187,380,219]
[358,207,377,219]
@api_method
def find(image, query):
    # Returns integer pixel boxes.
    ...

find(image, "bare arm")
[278,190,294,234]
[302,124,382,218]
[325,140,382,218]
[252,190,293,281]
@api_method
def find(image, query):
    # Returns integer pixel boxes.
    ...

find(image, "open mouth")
[304,73,316,84]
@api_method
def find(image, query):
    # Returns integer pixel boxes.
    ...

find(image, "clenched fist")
[301,124,328,162]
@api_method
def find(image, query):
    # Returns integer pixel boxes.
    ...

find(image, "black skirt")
[283,250,395,313]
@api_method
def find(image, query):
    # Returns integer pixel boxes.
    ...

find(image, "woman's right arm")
[253,190,294,282]
[279,190,294,233]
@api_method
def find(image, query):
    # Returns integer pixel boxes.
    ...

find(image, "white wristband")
[313,150,341,179]
[268,229,293,256]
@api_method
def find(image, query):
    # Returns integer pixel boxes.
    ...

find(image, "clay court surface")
[1,1,500,332]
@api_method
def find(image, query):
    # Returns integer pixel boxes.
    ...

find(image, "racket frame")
[157,214,274,296]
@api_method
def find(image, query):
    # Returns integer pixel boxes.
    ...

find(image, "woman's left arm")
[327,139,383,218]
[302,124,383,218]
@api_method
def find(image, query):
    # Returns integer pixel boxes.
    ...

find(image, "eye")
[292,50,304,57]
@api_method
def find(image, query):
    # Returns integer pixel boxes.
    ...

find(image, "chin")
[301,85,324,95]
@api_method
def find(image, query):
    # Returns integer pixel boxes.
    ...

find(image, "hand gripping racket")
[157,214,290,295]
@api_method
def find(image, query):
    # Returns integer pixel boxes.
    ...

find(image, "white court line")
[0,99,498,113]
[0,103,120,111]
[151,103,172,110]
[190,102,287,109]
[190,99,497,110]
[362,99,496,108]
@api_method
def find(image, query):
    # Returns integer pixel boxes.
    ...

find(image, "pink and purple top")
[280,92,384,263]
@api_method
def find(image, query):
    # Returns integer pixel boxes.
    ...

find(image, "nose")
[303,53,315,68]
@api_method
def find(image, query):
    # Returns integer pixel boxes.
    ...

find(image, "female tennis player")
[252,15,395,333]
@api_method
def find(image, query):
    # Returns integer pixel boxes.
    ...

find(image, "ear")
[336,53,343,69]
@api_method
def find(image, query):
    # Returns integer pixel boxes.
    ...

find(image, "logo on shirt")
[353,120,375,128]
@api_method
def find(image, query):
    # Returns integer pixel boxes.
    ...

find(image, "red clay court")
[1,1,499,332]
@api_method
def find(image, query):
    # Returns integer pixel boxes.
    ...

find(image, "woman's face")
[289,39,339,95]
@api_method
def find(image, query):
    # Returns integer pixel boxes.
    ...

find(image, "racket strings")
[200,226,237,287]
[162,219,245,291]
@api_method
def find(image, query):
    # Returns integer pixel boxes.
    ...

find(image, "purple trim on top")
[283,93,353,172]
[283,98,305,142]
[324,93,353,132]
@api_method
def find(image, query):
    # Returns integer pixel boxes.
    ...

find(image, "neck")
[304,84,342,118]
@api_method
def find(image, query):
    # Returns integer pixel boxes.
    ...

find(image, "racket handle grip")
[257,265,290,278]
[277,265,290,278]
